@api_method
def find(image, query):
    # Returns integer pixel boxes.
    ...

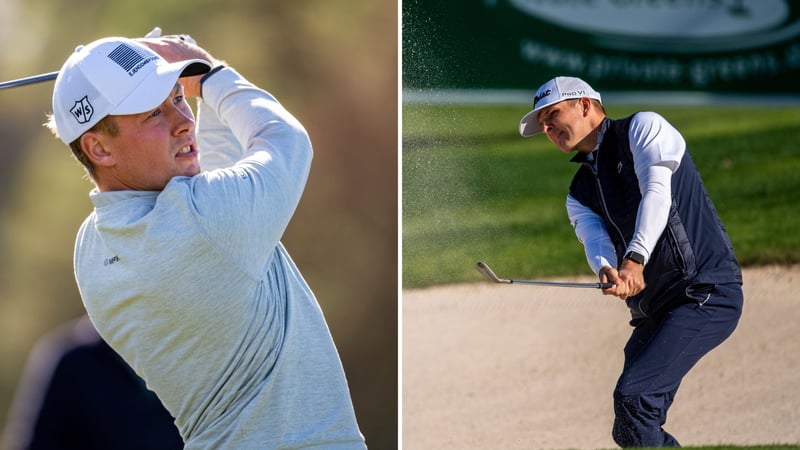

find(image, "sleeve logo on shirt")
[104,255,120,266]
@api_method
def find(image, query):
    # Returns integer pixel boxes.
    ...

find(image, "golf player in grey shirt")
[47,34,365,449]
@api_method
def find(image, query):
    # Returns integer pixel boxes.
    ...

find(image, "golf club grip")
[511,279,613,289]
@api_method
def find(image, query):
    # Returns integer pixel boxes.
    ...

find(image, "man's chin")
[558,144,575,154]
[180,160,202,177]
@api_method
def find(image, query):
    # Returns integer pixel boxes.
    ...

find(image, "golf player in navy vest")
[520,76,743,447]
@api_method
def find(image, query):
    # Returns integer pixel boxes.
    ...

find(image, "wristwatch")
[624,251,645,265]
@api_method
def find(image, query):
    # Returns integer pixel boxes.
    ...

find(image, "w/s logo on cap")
[107,43,158,77]
[70,96,94,124]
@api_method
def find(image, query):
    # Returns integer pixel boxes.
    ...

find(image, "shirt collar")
[571,117,611,164]
[592,118,612,153]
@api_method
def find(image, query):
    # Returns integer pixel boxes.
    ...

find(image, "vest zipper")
[584,161,628,250]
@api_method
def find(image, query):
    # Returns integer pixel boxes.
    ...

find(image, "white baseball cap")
[519,76,602,137]
[52,36,211,144]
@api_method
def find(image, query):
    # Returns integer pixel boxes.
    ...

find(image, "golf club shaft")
[0,29,198,91]
[0,71,59,90]
[476,261,612,289]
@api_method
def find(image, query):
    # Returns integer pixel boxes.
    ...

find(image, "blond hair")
[45,114,118,181]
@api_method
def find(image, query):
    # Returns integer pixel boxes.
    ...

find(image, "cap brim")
[180,61,212,77]
[111,59,211,116]
[519,108,542,137]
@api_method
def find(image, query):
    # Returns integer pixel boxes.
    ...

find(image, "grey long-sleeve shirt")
[74,67,365,449]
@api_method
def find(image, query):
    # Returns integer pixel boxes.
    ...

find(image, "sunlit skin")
[537,97,601,154]
[536,96,645,300]
[74,36,220,193]
[80,84,200,192]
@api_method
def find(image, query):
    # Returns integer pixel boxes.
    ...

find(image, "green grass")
[402,104,800,288]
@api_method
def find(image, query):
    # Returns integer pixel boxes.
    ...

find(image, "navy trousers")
[612,282,743,447]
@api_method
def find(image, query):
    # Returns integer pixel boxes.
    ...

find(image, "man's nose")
[171,105,194,135]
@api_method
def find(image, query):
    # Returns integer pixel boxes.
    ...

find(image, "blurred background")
[402,0,800,289]
[0,0,397,448]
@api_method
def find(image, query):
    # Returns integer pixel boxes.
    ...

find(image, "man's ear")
[80,132,114,167]
[581,97,591,116]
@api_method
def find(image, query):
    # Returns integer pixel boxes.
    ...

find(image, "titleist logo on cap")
[533,89,552,107]
[107,44,158,77]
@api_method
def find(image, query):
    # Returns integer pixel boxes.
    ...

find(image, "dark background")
[403,0,800,92]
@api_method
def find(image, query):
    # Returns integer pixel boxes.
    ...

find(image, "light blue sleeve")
[196,91,243,171]
[187,67,313,277]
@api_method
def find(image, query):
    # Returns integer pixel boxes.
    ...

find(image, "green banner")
[403,0,800,93]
